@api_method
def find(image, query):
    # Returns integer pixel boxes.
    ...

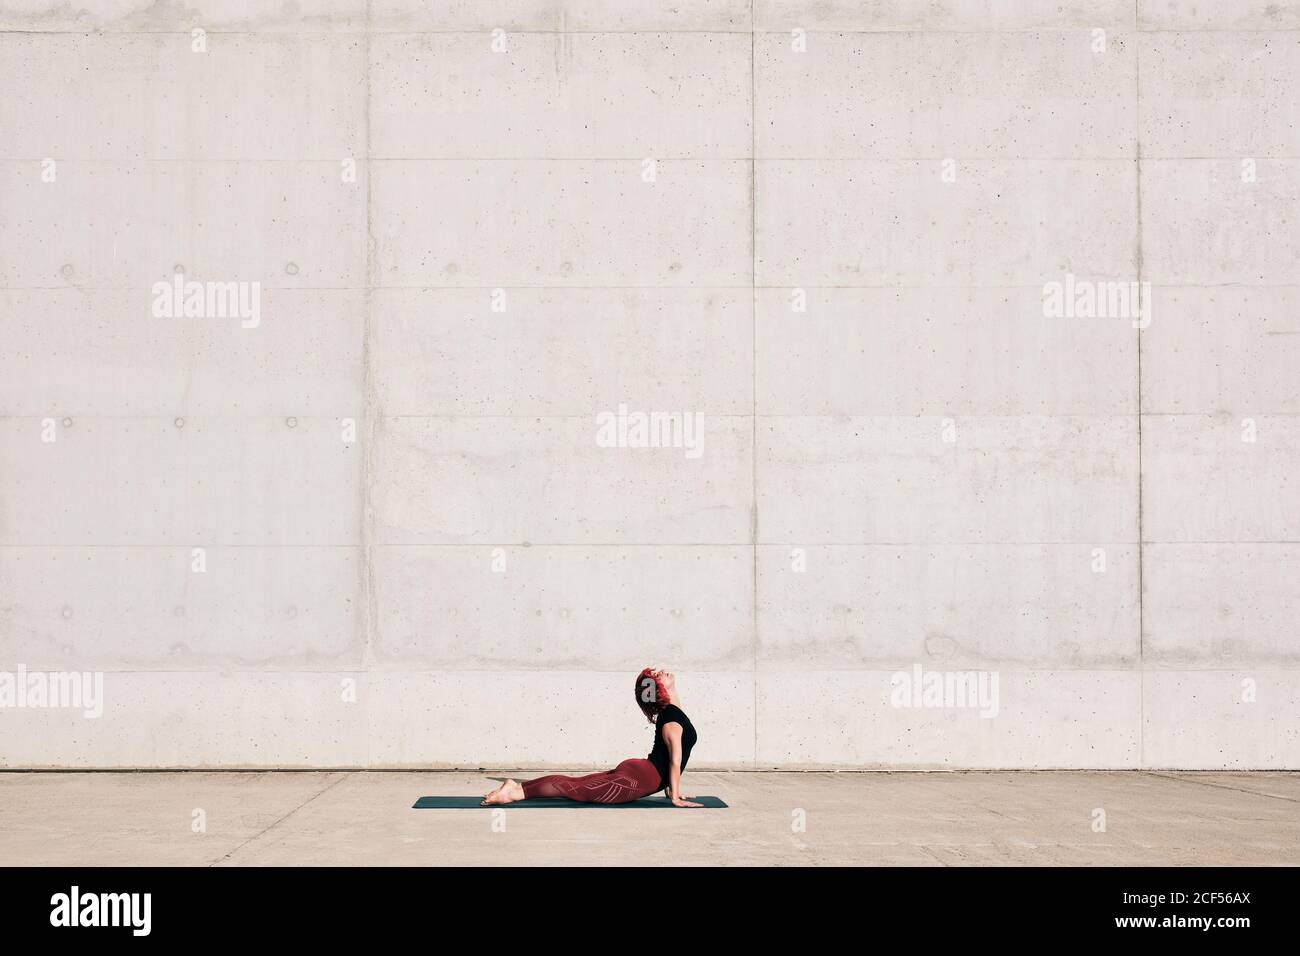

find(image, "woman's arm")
[660,723,703,808]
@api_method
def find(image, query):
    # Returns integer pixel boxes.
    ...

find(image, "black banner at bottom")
[0,865,1284,941]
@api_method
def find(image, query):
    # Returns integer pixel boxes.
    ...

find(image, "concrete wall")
[1,0,1297,769]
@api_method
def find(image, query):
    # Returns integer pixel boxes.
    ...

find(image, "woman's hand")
[662,724,700,805]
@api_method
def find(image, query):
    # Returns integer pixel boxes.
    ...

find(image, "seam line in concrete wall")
[1134,20,1146,768]
[360,0,378,761]
[750,8,759,770]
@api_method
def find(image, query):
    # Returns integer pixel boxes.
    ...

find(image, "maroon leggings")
[521,758,664,804]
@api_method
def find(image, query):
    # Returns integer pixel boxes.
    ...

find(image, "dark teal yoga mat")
[414,795,728,809]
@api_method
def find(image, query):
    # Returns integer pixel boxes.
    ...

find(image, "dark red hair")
[635,667,670,724]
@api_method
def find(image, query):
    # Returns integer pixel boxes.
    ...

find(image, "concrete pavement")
[1,770,1295,866]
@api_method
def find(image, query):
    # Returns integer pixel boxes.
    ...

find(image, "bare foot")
[481,779,525,806]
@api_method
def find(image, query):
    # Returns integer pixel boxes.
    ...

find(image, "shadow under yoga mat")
[413,796,728,809]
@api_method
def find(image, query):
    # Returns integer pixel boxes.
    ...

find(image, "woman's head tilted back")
[635,666,675,723]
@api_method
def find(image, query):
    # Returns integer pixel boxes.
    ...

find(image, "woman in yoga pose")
[482,666,702,807]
